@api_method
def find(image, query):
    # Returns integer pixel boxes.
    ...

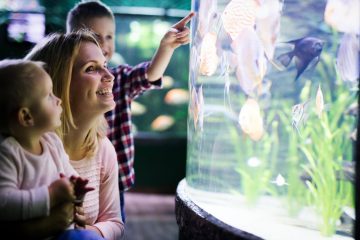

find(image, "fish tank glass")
[185,0,358,239]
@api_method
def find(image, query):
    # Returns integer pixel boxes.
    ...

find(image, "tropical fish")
[164,88,189,105]
[197,0,218,38]
[232,27,267,97]
[315,84,324,118]
[277,37,324,81]
[238,98,264,141]
[271,174,288,186]
[131,101,147,116]
[199,32,219,76]
[222,0,260,40]
[162,76,174,88]
[150,115,175,131]
[345,102,358,116]
[291,100,310,134]
[336,33,360,84]
[324,0,360,34]
[256,0,284,60]
[190,85,204,131]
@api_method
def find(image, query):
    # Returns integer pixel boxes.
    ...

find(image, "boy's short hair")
[66,0,114,33]
[0,59,45,132]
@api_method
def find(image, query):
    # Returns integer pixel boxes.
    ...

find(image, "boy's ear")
[18,107,34,127]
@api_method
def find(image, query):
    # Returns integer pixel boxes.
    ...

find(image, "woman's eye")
[106,35,113,40]
[86,66,95,72]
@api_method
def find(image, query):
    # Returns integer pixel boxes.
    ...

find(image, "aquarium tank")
[185,0,358,239]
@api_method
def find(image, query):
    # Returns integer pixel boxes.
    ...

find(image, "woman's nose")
[102,68,114,83]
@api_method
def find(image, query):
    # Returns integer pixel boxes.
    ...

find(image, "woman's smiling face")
[70,41,115,120]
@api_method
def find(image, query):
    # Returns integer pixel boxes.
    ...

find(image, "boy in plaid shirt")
[66,0,194,222]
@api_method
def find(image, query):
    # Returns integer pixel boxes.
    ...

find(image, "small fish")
[271,174,288,186]
[131,101,147,116]
[324,0,360,34]
[150,115,175,131]
[336,33,360,84]
[291,100,310,134]
[315,84,324,118]
[199,32,219,76]
[277,37,324,81]
[222,0,260,40]
[162,76,174,88]
[190,85,204,131]
[164,88,189,105]
[350,128,357,141]
[232,27,267,97]
[238,98,264,141]
[255,0,283,60]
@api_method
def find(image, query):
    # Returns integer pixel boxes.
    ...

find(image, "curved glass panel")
[186,0,358,239]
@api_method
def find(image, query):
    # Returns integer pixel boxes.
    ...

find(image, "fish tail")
[277,51,294,67]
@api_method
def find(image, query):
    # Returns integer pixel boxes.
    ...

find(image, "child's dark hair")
[66,0,114,33]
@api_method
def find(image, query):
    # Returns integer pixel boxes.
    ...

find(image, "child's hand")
[48,177,75,208]
[160,12,195,50]
[69,175,94,205]
[74,205,86,229]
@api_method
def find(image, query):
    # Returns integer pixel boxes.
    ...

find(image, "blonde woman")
[25,31,124,240]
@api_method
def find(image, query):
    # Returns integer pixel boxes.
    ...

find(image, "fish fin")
[285,37,306,45]
[277,51,294,67]
[294,57,312,81]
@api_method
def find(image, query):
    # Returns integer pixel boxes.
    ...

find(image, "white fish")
[271,174,288,186]
[336,33,360,84]
[222,0,260,40]
[315,84,324,118]
[199,32,219,76]
[232,27,267,97]
[164,88,189,105]
[151,115,175,131]
[162,75,175,88]
[324,0,360,34]
[238,98,264,141]
[256,0,283,60]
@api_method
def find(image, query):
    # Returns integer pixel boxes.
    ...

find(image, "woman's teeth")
[96,88,112,95]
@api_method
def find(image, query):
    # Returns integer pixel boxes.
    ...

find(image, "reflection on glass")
[186,0,358,239]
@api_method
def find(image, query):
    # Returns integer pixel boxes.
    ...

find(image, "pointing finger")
[173,12,195,30]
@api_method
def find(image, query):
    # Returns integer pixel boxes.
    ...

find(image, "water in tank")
[186,0,358,239]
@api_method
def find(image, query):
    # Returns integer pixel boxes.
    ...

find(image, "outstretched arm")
[147,12,195,81]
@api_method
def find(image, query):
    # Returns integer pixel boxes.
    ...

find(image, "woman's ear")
[18,107,34,127]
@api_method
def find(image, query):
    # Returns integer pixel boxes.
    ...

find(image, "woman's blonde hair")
[25,30,107,158]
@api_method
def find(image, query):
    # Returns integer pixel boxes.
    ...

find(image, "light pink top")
[70,137,124,240]
[0,132,77,220]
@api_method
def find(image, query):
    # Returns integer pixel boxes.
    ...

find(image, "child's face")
[30,71,62,131]
[70,41,115,120]
[84,17,115,62]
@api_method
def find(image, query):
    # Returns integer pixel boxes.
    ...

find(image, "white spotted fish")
[222,0,260,40]
[324,0,360,34]
[199,32,219,76]
[256,0,284,60]
[232,27,267,97]
[238,98,264,141]
[271,174,288,186]
[336,33,360,84]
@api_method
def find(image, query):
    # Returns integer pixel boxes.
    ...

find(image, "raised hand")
[160,12,195,49]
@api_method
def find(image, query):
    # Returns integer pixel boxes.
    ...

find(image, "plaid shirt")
[105,62,161,191]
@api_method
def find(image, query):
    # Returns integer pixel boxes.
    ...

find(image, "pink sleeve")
[93,138,124,239]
